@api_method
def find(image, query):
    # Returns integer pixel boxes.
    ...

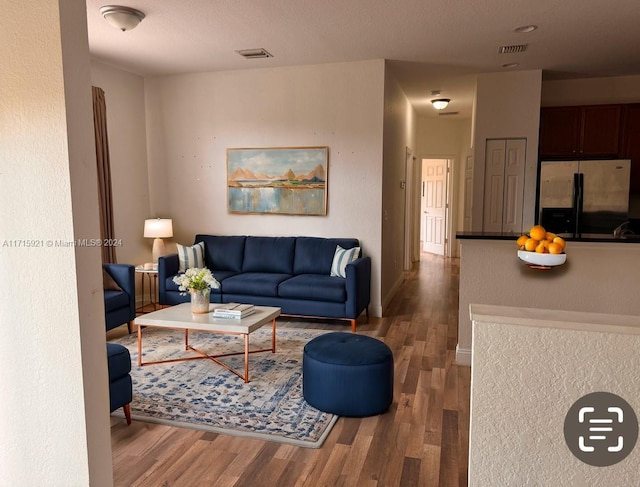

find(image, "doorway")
[421,158,452,256]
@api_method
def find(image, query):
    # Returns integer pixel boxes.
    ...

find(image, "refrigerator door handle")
[572,173,580,236]
[576,173,585,237]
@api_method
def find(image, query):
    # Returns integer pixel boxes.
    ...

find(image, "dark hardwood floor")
[109,253,468,486]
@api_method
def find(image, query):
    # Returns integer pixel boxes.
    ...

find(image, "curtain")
[92,86,117,264]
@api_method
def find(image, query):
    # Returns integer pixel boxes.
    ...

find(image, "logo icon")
[564,392,638,466]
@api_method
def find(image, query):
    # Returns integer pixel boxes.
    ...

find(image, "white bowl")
[517,250,567,267]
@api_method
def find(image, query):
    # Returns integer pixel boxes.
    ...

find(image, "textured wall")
[469,305,640,486]
[1,1,112,485]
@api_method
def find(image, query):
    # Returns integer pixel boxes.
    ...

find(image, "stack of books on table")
[213,303,255,319]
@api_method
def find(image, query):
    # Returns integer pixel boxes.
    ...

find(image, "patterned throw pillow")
[103,268,122,291]
[176,241,205,272]
[330,245,361,278]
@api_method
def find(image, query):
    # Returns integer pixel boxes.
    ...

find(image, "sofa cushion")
[243,237,295,274]
[104,290,129,312]
[222,272,292,297]
[176,241,205,272]
[195,235,246,272]
[331,245,361,278]
[294,237,360,275]
[278,274,347,303]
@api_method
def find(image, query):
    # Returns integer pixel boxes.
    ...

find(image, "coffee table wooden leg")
[244,334,249,383]
[137,325,142,366]
[185,329,189,350]
[271,318,276,353]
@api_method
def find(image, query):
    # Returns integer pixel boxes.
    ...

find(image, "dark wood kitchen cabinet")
[621,104,640,192]
[539,105,622,159]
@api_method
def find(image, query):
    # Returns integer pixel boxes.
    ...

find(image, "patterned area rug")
[111,326,338,448]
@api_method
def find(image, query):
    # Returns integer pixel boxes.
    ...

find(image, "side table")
[135,266,158,314]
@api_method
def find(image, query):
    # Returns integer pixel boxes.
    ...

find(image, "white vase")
[190,288,210,314]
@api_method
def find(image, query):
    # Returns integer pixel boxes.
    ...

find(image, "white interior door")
[502,139,526,233]
[482,139,526,233]
[422,159,448,255]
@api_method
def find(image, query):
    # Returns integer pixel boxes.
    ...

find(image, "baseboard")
[381,274,405,316]
[455,345,472,367]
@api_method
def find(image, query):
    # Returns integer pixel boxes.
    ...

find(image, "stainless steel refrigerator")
[538,159,631,237]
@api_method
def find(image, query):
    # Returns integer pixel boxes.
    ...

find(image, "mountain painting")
[227,147,328,215]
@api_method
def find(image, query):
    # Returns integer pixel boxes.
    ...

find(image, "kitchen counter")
[456,231,640,243]
[455,237,640,367]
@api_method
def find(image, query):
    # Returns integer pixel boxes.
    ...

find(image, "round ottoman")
[302,332,394,417]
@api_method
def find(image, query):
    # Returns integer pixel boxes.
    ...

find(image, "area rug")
[110,326,338,448]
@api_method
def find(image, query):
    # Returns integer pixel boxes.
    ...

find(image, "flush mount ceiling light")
[431,98,451,110]
[100,5,145,31]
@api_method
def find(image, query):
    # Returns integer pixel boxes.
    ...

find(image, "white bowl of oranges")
[516,225,567,267]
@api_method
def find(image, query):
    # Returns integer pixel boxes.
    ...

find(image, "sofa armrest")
[103,263,135,318]
[344,256,371,319]
[158,254,179,304]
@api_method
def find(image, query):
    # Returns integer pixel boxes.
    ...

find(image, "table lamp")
[144,218,173,263]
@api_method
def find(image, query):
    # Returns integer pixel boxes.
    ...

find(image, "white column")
[0,1,113,485]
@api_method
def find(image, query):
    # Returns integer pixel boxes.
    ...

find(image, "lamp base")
[151,238,165,263]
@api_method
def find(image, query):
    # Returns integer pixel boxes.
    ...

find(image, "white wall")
[542,74,640,106]
[471,70,542,231]
[1,1,112,485]
[381,66,417,310]
[416,117,473,256]
[90,61,150,268]
[144,60,385,315]
[470,305,640,486]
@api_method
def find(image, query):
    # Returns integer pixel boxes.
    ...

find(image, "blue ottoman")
[302,332,394,417]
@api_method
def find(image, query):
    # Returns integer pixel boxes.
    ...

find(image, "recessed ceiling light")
[514,25,537,33]
[502,63,520,68]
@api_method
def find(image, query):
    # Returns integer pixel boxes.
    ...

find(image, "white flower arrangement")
[173,267,220,294]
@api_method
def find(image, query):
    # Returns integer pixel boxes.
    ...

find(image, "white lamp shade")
[144,218,173,238]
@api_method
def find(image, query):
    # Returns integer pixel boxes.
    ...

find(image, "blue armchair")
[107,343,132,425]
[103,263,135,333]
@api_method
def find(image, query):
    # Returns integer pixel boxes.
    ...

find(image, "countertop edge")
[456,232,640,243]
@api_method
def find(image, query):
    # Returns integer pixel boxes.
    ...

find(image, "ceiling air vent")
[439,111,459,116]
[498,44,527,54]
[236,48,273,59]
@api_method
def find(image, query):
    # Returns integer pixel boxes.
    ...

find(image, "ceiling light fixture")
[431,98,451,110]
[514,25,537,33]
[100,5,145,32]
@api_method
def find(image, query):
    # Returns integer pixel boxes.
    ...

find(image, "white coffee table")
[134,303,281,383]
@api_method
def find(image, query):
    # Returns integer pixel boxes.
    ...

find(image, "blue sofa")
[158,235,371,331]
[103,263,136,333]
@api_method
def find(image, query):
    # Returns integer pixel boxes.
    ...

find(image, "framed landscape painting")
[227,147,328,215]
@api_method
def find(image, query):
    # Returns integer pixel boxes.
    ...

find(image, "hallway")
[111,253,469,486]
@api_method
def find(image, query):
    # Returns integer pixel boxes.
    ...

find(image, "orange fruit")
[552,236,566,250]
[529,225,546,241]
[535,242,547,253]
[545,232,557,241]
[516,235,528,247]
[524,238,538,251]
[548,242,563,254]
